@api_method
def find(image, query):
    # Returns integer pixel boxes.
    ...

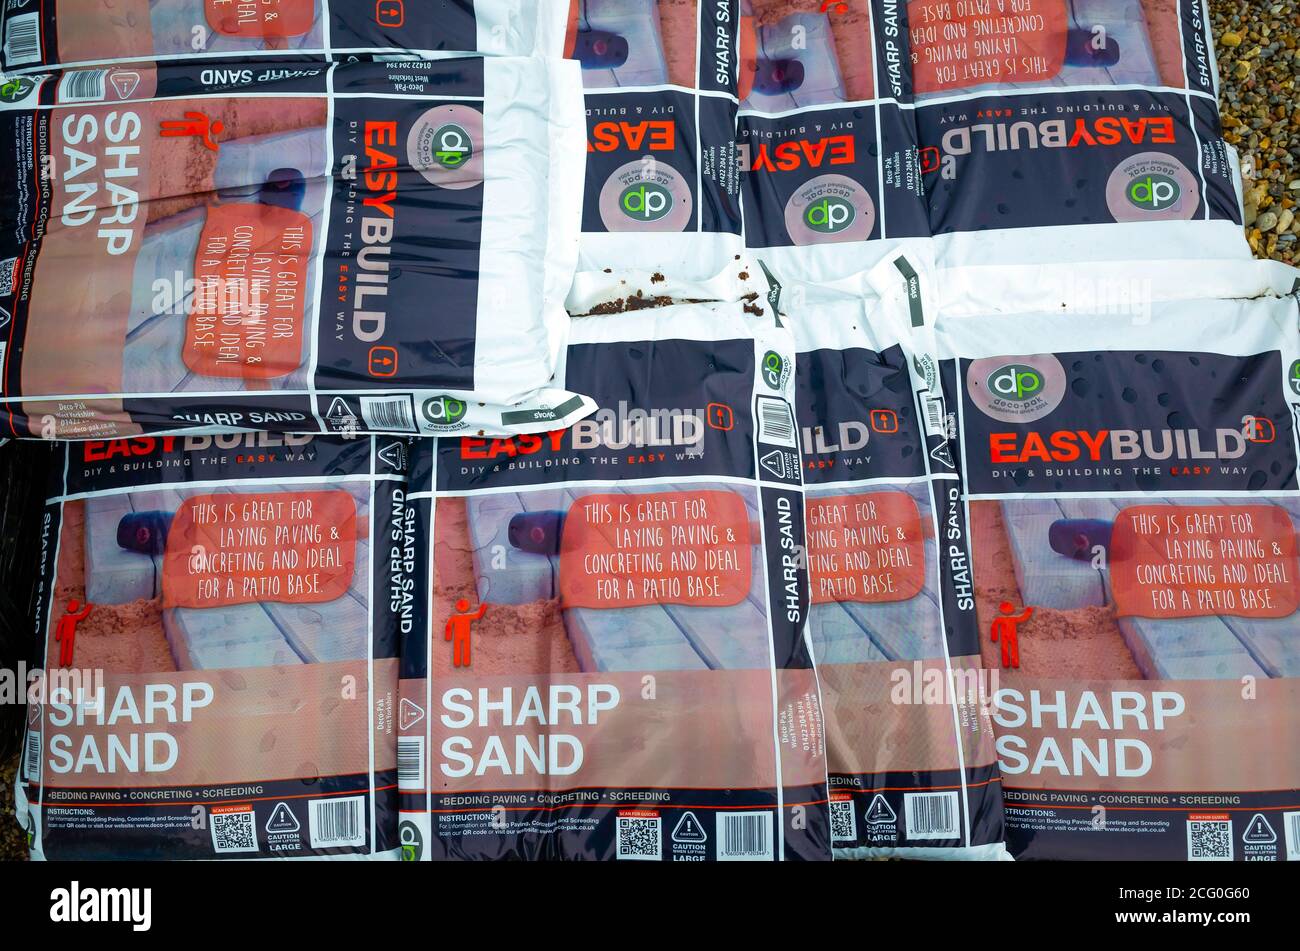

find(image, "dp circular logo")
[620,181,673,222]
[422,395,467,429]
[1106,152,1199,222]
[785,174,874,245]
[431,123,472,169]
[409,105,484,190]
[762,351,785,389]
[599,161,691,232]
[967,354,1067,424]
[1290,360,1300,397]
[804,196,856,234]
[399,821,423,861]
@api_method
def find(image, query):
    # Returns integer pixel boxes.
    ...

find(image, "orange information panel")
[184,203,312,380]
[909,0,1068,94]
[807,491,925,604]
[162,490,357,608]
[559,490,751,609]
[1110,504,1299,619]
[205,0,317,38]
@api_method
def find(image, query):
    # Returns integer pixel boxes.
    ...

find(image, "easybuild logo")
[987,364,1044,402]
[1127,173,1181,211]
[620,181,673,221]
[433,123,472,169]
[423,396,467,427]
[804,197,855,234]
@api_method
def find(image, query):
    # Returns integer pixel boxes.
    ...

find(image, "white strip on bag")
[936,280,1300,860]
[396,299,834,861]
[14,433,411,860]
[892,0,1252,273]
[563,1,749,310]
[774,255,1009,860]
[0,0,571,73]
[736,0,931,285]
[0,57,595,440]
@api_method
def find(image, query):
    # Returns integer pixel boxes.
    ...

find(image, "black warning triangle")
[1243,813,1275,844]
[671,811,707,844]
[265,802,300,834]
[865,794,896,825]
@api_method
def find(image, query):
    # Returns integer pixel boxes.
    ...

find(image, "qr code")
[211,809,259,854]
[0,257,16,297]
[830,799,857,843]
[616,815,661,861]
[1187,819,1233,861]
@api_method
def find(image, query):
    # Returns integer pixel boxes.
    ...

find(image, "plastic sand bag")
[564,0,748,309]
[0,56,593,440]
[775,256,1008,859]
[896,0,1251,272]
[13,432,413,859]
[396,299,833,861]
[936,275,1300,860]
[736,0,930,285]
[0,0,570,73]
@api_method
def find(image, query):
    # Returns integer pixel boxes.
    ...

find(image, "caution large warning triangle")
[865,794,896,825]
[266,802,300,834]
[1243,813,1275,844]
[672,811,707,844]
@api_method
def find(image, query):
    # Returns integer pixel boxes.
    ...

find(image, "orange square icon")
[870,409,899,433]
[369,346,398,378]
[707,403,734,431]
[376,0,404,28]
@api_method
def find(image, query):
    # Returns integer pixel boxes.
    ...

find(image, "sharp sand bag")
[0,56,594,440]
[736,0,930,285]
[0,0,570,72]
[890,0,1251,272]
[936,269,1300,860]
[774,256,1008,859]
[396,299,833,861]
[13,432,413,860]
[563,1,748,310]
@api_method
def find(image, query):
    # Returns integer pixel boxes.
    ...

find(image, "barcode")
[360,395,417,433]
[308,795,366,849]
[716,810,773,861]
[755,396,796,447]
[1283,811,1300,861]
[58,69,108,103]
[923,395,946,435]
[397,735,425,790]
[2,12,40,66]
[904,791,959,839]
[22,730,40,780]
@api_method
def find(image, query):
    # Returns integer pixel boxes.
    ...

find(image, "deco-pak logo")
[423,396,467,429]
[762,352,786,389]
[987,364,1043,402]
[620,181,673,221]
[1289,360,1300,397]
[432,123,472,169]
[1127,173,1181,211]
[967,354,1067,424]
[804,197,855,234]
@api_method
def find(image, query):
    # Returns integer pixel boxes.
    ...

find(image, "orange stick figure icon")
[446,599,487,668]
[990,601,1033,669]
[159,112,225,151]
[55,599,93,667]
